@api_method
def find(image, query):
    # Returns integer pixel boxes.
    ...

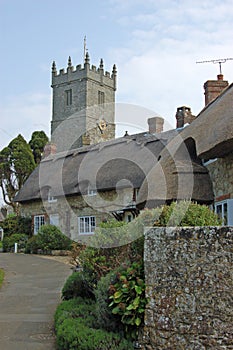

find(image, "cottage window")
[48,189,57,203]
[87,186,97,196]
[215,199,233,226]
[34,215,45,234]
[78,216,96,235]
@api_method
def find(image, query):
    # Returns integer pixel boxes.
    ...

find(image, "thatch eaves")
[181,82,233,159]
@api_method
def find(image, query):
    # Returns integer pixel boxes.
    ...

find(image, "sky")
[1,0,233,150]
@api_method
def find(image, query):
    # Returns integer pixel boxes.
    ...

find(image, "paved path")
[0,253,71,350]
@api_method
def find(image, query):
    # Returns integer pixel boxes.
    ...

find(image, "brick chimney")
[204,74,228,106]
[148,117,164,134]
[175,106,195,128]
[42,143,57,158]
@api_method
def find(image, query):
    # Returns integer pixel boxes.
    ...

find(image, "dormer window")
[87,185,97,196]
[48,189,57,203]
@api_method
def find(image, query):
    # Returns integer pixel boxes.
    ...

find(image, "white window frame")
[215,199,233,226]
[87,185,97,197]
[78,216,96,235]
[48,189,57,203]
[49,214,59,227]
[34,215,45,234]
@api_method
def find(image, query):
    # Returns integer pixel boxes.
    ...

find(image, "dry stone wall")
[141,226,233,349]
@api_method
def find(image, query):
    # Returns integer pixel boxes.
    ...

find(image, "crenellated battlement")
[51,54,117,90]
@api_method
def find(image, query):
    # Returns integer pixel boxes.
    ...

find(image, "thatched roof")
[137,131,214,207]
[137,82,233,206]
[181,82,233,159]
[14,129,213,207]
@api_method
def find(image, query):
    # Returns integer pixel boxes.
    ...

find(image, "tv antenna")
[196,57,233,75]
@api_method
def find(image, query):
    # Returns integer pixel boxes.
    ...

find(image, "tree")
[0,134,36,212]
[29,130,49,164]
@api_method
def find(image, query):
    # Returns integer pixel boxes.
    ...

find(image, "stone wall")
[207,153,233,200]
[141,226,233,349]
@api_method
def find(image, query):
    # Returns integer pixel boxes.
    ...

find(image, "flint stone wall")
[141,227,233,349]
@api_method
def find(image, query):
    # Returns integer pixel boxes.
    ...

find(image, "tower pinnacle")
[85,52,90,65]
[68,56,72,67]
[52,61,57,74]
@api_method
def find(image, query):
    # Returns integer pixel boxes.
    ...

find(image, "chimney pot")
[217,74,224,81]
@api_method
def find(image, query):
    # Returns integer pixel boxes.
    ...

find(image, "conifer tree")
[0,134,36,212]
[29,130,49,164]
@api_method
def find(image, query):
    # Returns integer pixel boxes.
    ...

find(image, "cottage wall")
[20,188,134,240]
[141,226,233,349]
[206,153,233,200]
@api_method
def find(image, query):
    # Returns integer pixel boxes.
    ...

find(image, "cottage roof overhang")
[181,82,233,159]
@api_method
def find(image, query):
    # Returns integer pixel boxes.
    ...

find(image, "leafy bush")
[135,201,220,228]
[94,271,123,333]
[25,235,39,254]
[109,261,147,340]
[1,215,32,237]
[54,297,96,332]
[62,272,95,300]
[3,233,28,252]
[25,225,72,253]
[55,297,133,350]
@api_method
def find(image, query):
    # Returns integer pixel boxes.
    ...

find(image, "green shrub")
[25,235,39,254]
[94,271,123,333]
[25,225,72,253]
[137,201,221,228]
[56,319,133,350]
[1,215,32,237]
[109,261,147,340]
[54,297,96,332]
[2,233,28,252]
[62,272,95,300]
[55,298,133,350]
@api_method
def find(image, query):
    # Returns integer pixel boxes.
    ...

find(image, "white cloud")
[106,0,233,129]
[0,93,51,150]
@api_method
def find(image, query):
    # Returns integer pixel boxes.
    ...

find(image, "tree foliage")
[29,130,49,164]
[0,134,36,211]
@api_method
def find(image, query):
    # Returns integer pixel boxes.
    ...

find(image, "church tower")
[51,53,117,152]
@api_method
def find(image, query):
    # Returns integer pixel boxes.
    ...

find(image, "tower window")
[65,89,72,106]
[98,91,105,105]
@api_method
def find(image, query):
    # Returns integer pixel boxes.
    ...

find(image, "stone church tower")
[51,53,117,152]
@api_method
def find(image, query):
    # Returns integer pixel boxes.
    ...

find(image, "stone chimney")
[42,143,57,158]
[148,117,164,134]
[175,106,195,128]
[204,74,228,106]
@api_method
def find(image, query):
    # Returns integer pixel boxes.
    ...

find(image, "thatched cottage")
[14,58,233,238]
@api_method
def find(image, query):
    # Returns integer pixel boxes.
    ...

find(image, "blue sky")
[1,0,233,153]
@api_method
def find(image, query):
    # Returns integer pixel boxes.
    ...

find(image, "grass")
[0,268,4,288]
